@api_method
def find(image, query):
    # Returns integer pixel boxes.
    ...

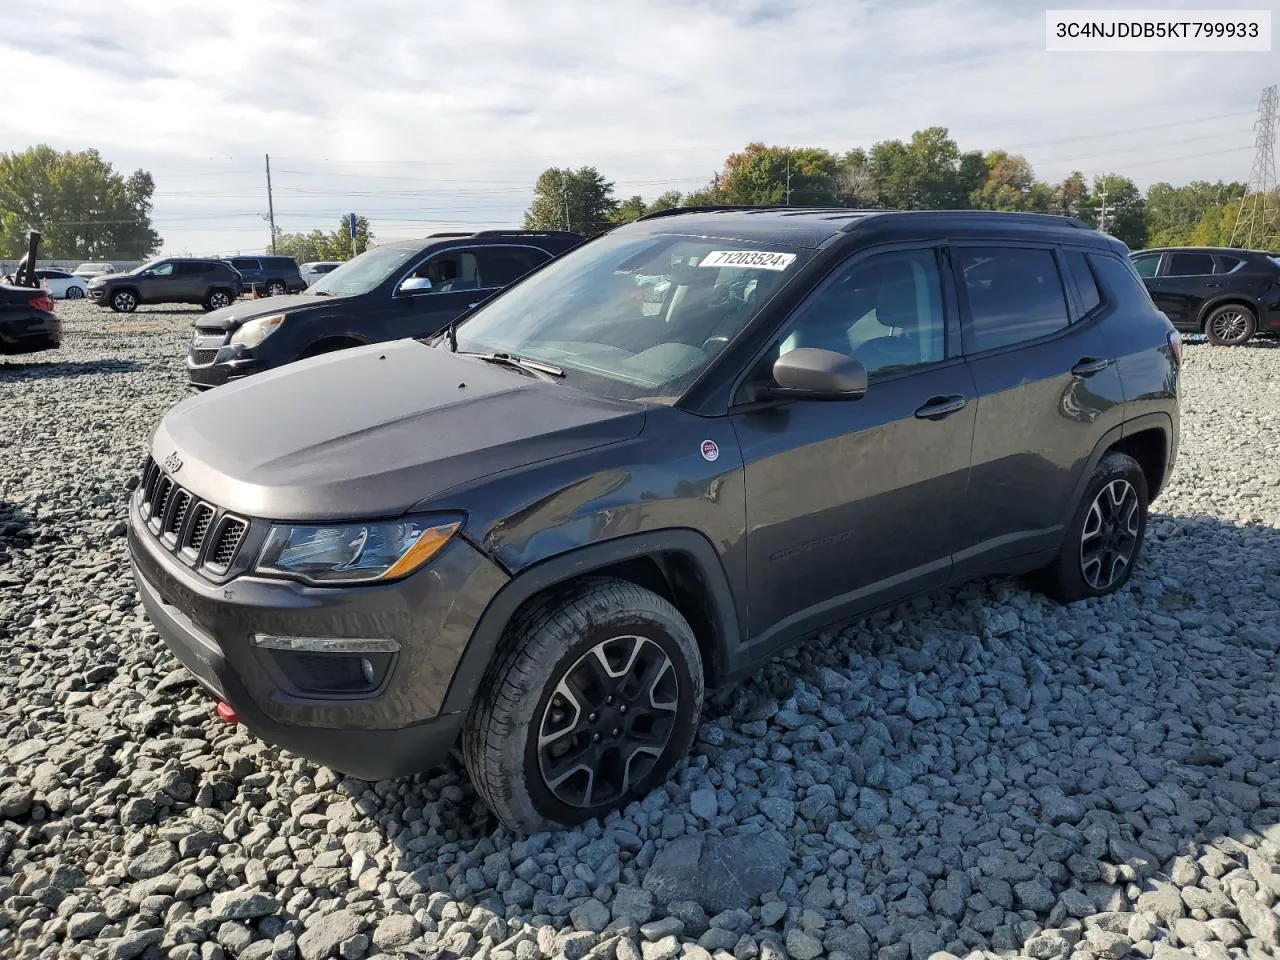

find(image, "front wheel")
[110,290,137,313]
[463,579,704,833]
[1034,452,1148,603]
[203,289,233,311]
[1204,304,1256,346]
[66,285,85,300]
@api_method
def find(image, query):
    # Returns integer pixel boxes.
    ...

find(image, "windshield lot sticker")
[698,250,796,271]
[701,440,720,462]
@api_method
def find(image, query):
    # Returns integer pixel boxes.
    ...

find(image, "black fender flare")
[1063,412,1174,523]
[440,529,741,715]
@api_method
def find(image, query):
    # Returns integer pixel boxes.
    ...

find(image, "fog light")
[250,634,400,654]
[360,657,375,684]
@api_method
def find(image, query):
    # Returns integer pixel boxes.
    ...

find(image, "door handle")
[468,302,479,309]
[1071,357,1112,377]
[914,395,968,420]
[1202,282,1222,289]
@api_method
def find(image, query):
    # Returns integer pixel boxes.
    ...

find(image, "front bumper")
[127,495,509,779]
[186,335,265,390]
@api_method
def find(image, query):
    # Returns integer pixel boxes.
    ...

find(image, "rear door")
[1149,251,1217,330]
[954,243,1126,577]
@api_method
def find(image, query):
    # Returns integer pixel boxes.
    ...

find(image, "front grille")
[190,349,219,365]
[136,455,251,578]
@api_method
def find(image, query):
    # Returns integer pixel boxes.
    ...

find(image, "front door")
[1149,250,1218,331]
[732,246,976,643]
[952,244,1126,576]
[141,261,183,301]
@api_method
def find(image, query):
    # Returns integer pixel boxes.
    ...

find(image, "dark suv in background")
[133,208,1179,831]
[223,255,307,297]
[1130,245,1280,345]
[186,229,582,389]
[89,258,242,313]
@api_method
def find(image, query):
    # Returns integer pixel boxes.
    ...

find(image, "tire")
[266,280,286,297]
[66,285,85,300]
[1204,303,1256,346]
[110,289,138,313]
[203,289,233,312]
[463,578,704,833]
[1034,452,1149,604]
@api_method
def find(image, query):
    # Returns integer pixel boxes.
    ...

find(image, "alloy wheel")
[1079,478,1140,590]
[1210,310,1249,344]
[537,635,679,809]
[68,286,84,299]
[113,291,136,311]
[209,292,231,309]
[267,282,286,296]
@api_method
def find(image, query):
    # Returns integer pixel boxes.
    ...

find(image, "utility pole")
[560,170,570,233]
[1229,85,1279,249]
[265,153,277,255]
[1096,185,1112,235]
[785,154,792,206]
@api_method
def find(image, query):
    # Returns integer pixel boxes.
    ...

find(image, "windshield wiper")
[457,351,565,380]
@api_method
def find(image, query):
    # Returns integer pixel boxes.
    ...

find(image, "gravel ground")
[2,301,1280,960]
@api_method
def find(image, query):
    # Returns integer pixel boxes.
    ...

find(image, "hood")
[151,339,646,521]
[198,292,330,330]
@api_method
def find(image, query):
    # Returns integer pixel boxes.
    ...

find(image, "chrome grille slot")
[209,518,248,570]
[164,489,192,541]
[151,477,174,532]
[185,504,215,555]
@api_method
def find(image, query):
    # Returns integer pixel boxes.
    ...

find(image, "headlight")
[254,516,462,584]
[230,313,285,348]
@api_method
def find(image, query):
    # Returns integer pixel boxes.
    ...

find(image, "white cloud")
[2,0,1274,254]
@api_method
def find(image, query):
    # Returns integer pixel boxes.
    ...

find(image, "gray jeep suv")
[128,207,1181,831]
[89,258,242,312]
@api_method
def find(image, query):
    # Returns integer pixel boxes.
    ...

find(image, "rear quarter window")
[1063,250,1102,317]
[1087,254,1158,311]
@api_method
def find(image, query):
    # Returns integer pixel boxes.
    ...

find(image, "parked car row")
[131,207,1184,831]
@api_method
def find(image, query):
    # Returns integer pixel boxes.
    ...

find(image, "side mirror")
[399,276,433,295]
[769,348,867,400]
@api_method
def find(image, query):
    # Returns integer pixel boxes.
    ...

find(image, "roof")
[379,229,584,251]
[629,206,1096,249]
[1134,246,1271,256]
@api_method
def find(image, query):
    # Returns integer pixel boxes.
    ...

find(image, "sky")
[3,0,1277,256]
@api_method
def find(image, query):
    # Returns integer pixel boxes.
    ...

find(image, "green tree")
[1144,180,1247,247]
[524,167,618,236]
[274,216,373,262]
[1052,171,1090,219]
[1081,174,1146,249]
[834,149,878,207]
[970,151,1052,212]
[0,145,160,258]
[714,144,840,206]
[868,127,985,209]
[607,190,684,226]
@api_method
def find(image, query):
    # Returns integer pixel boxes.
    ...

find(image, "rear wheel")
[110,289,138,313]
[66,285,85,299]
[266,280,286,296]
[463,579,703,833]
[1034,452,1148,603]
[1204,304,1256,346]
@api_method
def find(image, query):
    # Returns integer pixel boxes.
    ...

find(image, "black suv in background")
[133,208,1180,831]
[1130,246,1280,345]
[89,258,243,313]
[186,230,582,389]
[222,255,307,297]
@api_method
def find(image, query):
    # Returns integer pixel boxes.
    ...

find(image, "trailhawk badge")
[701,440,720,462]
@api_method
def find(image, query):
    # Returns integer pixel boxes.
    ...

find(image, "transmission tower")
[1229,85,1280,250]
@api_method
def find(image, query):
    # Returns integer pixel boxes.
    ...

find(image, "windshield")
[451,233,811,400]
[309,245,417,296]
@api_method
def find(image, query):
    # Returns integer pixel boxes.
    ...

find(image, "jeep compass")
[129,207,1180,832]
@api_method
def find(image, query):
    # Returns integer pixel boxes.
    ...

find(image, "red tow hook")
[215,700,240,724]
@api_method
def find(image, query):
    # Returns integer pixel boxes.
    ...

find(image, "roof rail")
[636,205,792,221]
[469,229,583,239]
[427,232,474,238]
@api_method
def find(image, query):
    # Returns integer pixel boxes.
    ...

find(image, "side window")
[149,262,175,277]
[1131,255,1160,279]
[958,247,1069,353]
[1165,252,1215,277]
[775,248,946,378]
[476,248,551,287]
[1088,254,1158,310]
[1064,250,1102,317]
[178,261,207,276]
[231,258,259,272]
[411,251,481,292]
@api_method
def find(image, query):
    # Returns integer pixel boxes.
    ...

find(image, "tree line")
[523,128,1263,252]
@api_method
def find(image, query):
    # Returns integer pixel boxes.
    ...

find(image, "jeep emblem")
[162,451,183,474]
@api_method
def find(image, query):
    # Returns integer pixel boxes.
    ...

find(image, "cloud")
[0,0,1273,253]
